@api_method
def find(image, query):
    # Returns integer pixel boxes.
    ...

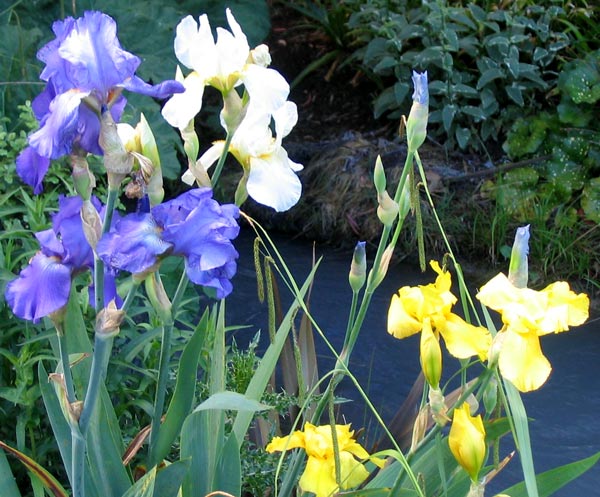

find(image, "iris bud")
[508,225,530,289]
[349,241,367,293]
[449,402,486,482]
[420,318,442,389]
[406,71,429,153]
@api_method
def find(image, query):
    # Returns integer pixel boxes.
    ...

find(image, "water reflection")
[227,228,600,496]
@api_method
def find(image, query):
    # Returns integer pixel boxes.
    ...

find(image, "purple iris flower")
[97,188,240,299]
[17,10,184,193]
[5,195,118,322]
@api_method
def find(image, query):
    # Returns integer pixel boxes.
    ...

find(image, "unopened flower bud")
[349,241,367,293]
[377,190,399,227]
[235,172,249,207]
[398,173,412,220]
[221,90,245,134]
[483,374,498,413]
[95,300,125,338]
[406,71,428,153]
[449,402,486,482]
[249,44,271,67]
[99,107,133,188]
[49,373,83,427]
[420,318,442,389]
[410,406,430,454]
[508,225,530,289]
[369,244,394,288]
[373,155,387,195]
[487,332,506,369]
[71,154,96,201]
[80,199,102,250]
[145,272,172,322]
[428,386,449,426]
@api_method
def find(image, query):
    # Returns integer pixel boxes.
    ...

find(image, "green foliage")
[346,0,577,153]
[500,49,600,225]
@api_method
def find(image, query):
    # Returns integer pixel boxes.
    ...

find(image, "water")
[227,228,600,496]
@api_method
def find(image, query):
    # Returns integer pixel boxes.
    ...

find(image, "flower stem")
[93,188,119,311]
[148,321,173,467]
[148,271,187,467]
[210,131,234,187]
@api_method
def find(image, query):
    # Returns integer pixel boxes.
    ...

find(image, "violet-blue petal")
[185,259,237,299]
[97,212,171,274]
[54,11,140,96]
[163,202,240,257]
[36,228,65,259]
[28,89,88,159]
[46,195,98,270]
[152,188,214,227]
[411,70,428,105]
[31,82,57,121]
[121,75,184,99]
[37,17,77,92]
[89,268,123,309]
[5,253,71,322]
[16,147,51,194]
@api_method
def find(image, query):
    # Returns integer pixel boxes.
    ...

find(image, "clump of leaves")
[501,49,600,223]
[346,0,576,154]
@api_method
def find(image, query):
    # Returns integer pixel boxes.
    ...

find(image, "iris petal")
[5,253,72,322]
[16,147,51,194]
[247,152,302,212]
[499,329,551,392]
[28,89,88,159]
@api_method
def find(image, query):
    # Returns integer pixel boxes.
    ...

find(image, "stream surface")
[226,228,600,497]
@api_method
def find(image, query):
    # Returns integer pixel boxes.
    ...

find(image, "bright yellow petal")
[538,281,589,334]
[439,313,492,361]
[265,429,306,453]
[499,329,551,392]
[299,456,337,497]
[387,292,422,338]
[476,273,517,312]
[430,260,452,293]
[339,451,370,490]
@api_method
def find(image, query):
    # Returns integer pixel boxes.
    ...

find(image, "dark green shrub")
[346,0,577,153]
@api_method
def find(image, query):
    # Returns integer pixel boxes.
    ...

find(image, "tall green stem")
[93,188,119,311]
[73,186,119,497]
[148,271,188,467]
[210,131,234,187]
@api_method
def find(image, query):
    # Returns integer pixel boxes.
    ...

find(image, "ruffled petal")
[120,75,184,99]
[97,212,170,275]
[299,456,337,497]
[265,430,306,452]
[538,281,590,334]
[247,151,302,212]
[161,71,205,129]
[243,65,290,116]
[28,89,88,159]
[387,292,423,338]
[339,451,370,490]
[499,329,551,392]
[439,313,491,361]
[5,253,72,322]
[16,147,51,194]
[57,11,140,95]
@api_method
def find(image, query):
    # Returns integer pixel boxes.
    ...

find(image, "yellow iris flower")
[476,272,589,392]
[387,261,492,386]
[448,402,486,482]
[266,422,383,497]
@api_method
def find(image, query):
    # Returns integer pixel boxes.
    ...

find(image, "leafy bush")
[498,49,600,224]
[346,0,577,153]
